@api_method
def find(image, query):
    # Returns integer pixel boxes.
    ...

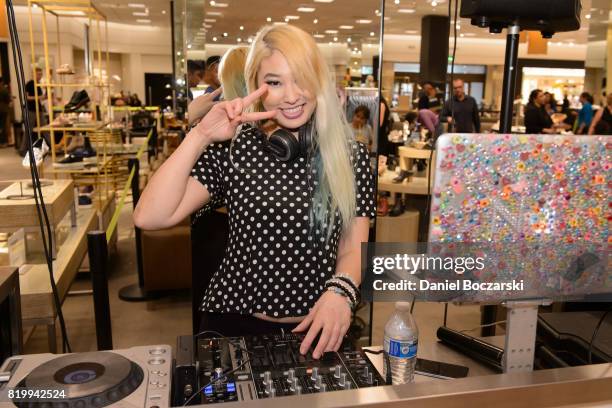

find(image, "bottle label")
[384,336,417,359]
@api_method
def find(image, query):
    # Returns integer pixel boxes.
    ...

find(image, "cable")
[5,0,71,353]
[459,320,506,334]
[587,307,612,364]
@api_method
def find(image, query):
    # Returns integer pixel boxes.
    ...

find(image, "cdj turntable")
[0,345,172,407]
[174,333,386,405]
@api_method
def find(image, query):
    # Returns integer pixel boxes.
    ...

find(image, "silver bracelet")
[326,286,355,310]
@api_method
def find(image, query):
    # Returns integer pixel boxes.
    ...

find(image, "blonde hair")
[245,24,356,235]
[219,46,248,101]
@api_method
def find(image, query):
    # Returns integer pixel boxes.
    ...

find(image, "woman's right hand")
[191,84,277,145]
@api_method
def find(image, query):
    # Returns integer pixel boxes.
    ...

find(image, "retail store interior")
[0,0,611,406]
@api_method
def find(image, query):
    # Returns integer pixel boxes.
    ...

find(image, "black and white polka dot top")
[191,124,376,317]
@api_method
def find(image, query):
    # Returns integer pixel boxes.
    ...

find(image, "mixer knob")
[269,387,276,397]
[367,372,374,384]
[291,378,299,391]
[344,381,352,390]
[287,368,295,383]
[334,365,342,379]
[265,380,274,394]
[311,367,319,380]
[319,383,327,392]
[315,375,322,389]
[339,372,347,387]
[295,385,302,395]
[184,384,193,396]
[214,368,224,380]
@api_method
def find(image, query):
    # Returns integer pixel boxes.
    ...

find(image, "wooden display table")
[376,210,419,243]
[0,266,22,358]
[19,208,97,352]
[0,180,76,258]
[378,146,436,196]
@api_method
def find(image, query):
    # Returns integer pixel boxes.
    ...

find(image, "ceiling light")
[206,11,223,16]
[177,51,181,56]
[161,10,166,14]
[369,31,375,36]
[347,37,352,42]
[213,36,217,41]
[340,25,353,29]
[133,11,149,16]
[239,25,244,30]
[297,7,315,12]
[329,41,333,45]
[285,17,289,22]
[314,0,334,3]
[356,19,372,24]
[248,37,253,43]
[313,18,318,24]
[267,17,272,22]
[286,15,299,20]
[32,3,38,8]
[211,1,228,7]
[394,0,400,3]
[325,29,338,33]
[128,3,145,8]
[460,33,464,37]
[431,1,438,6]
[354,61,358,65]
[585,14,591,19]
[136,19,151,23]
[187,44,192,49]
[398,8,415,13]
[314,34,324,38]
[274,22,287,25]
[204,18,216,22]
[203,24,212,28]
[223,32,228,37]
[210,0,215,4]
[237,37,242,42]
[405,30,418,34]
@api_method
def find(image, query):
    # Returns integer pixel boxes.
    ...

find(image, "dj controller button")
[157,371,167,376]
[334,364,342,379]
[147,358,165,365]
[237,374,249,380]
[150,380,159,385]
[149,348,166,355]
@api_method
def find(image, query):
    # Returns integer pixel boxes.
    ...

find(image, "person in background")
[588,93,612,135]
[562,93,570,113]
[187,60,204,101]
[351,105,373,150]
[0,78,11,147]
[543,92,557,116]
[576,92,593,135]
[203,55,221,101]
[417,81,442,113]
[440,78,480,133]
[23,67,47,153]
[130,93,142,107]
[524,89,557,134]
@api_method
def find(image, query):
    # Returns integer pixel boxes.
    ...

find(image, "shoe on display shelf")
[78,195,92,207]
[64,90,90,112]
[22,138,49,168]
[53,154,84,168]
[389,198,405,217]
[392,169,412,184]
[56,64,75,75]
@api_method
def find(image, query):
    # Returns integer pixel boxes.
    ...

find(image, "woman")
[524,89,556,134]
[351,105,373,150]
[576,92,593,135]
[588,93,612,135]
[134,24,375,358]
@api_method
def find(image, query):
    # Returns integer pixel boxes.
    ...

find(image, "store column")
[418,15,450,85]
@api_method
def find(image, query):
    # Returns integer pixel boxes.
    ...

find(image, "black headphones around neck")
[263,118,314,162]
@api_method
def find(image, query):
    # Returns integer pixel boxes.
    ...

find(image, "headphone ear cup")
[299,119,313,157]
[267,129,301,162]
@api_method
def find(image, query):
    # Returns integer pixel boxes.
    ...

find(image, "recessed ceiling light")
[405,30,418,34]
[285,15,300,20]
[297,7,315,12]
[460,33,464,37]
[398,8,415,13]
[267,17,272,22]
[325,29,338,33]
[314,0,334,3]
[237,37,242,42]
[203,24,212,28]
[313,18,318,24]
[136,19,151,23]
[339,25,353,29]
[356,19,372,24]
[206,11,223,16]
[585,14,591,19]
[248,37,253,43]
[369,32,375,36]
[133,10,149,16]
[431,1,438,6]
[333,36,338,41]
[128,3,145,8]
[274,22,287,25]
[394,0,399,4]
[347,37,352,42]
[210,1,228,7]
[213,36,218,41]
[187,44,192,49]
[161,10,166,14]
[204,18,216,22]
[239,25,244,30]
[314,34,325,38]
[222,32,228,37]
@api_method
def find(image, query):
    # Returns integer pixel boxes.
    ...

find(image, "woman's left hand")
[292,290,352,359]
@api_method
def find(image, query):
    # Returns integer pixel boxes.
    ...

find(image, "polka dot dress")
[191,124,376,317]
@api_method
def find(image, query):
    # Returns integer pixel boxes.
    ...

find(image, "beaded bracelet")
[334,275,361,304]
[326,286,355,311]
[324,280,357,308]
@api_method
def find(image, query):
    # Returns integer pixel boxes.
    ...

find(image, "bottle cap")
[395,301,411,311]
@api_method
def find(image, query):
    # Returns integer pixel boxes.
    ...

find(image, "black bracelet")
[335,276,361,304]
[324,281,357,307]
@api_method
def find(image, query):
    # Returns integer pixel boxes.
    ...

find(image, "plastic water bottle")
[383,302,418,384]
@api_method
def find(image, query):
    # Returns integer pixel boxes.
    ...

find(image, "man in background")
[187,60,204,101]
[417,81,442,113]
[203,55,221,101]
[440,79,481,133]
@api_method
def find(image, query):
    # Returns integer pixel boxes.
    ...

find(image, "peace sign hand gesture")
[192,84,277,145]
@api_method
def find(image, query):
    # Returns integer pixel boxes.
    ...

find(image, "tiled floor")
[1,146,486,356]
